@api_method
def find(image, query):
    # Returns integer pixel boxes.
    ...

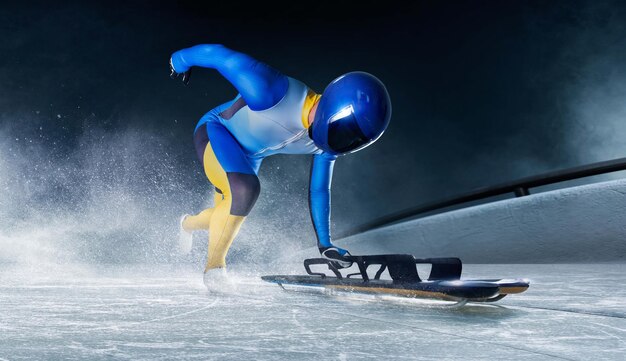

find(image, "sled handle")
[304,258,343,279]
[415,257,462,280]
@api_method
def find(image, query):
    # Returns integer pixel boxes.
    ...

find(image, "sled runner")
[262,254,529,303]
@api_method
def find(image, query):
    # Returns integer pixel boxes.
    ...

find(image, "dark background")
[1,0,625,264]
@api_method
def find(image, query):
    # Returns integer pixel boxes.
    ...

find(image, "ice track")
[1,264,624,360]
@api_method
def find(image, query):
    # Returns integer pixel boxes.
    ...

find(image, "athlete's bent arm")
[170,44,288,111]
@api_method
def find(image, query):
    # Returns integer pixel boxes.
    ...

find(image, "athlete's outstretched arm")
[309,152,338,250]
[170,44,288,111]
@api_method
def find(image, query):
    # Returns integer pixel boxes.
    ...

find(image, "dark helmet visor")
[327,111,371,154]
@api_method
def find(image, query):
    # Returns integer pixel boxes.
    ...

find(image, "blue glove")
[169,57,191,85]
[320,246,353,269]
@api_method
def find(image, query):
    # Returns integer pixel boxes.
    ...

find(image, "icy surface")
[1,264,624,360]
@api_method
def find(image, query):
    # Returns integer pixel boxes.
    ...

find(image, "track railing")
[338,157,626,239]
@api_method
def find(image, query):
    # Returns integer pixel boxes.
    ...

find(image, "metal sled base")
[262,254,529,303]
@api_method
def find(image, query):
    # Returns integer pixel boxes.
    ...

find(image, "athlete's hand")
[320,246,353,269]
[169,57,192,85]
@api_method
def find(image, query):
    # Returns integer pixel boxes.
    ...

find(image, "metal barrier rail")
[338,157,626,239]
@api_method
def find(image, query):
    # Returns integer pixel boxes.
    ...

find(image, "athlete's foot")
[203,267,233,292]
[320,246,353,269]
[178,214,193,254]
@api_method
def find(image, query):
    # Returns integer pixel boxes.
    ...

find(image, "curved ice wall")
[336,179,626,263]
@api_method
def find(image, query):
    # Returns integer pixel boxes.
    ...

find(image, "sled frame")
[304,254,462,283]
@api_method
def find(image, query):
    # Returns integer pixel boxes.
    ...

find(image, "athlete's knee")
[193,124,209,163]
[227,172,260,216]
[194,112,229,166]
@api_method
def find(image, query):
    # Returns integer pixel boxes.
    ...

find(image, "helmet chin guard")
[310,72,392,155]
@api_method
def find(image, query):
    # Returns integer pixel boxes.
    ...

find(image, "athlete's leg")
[202,122,260,271]
[182,188,224,231]
[182,120,225,231]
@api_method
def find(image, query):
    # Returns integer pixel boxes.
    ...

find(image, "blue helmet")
[310,72,392,155]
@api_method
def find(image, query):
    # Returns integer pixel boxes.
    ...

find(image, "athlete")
[170,44,391,281]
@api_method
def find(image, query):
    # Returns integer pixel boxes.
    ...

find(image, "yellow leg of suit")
[199,143,246,272]
[181,192,224,231]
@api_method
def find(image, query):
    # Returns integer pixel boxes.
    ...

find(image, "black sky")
[2,0,626,247]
